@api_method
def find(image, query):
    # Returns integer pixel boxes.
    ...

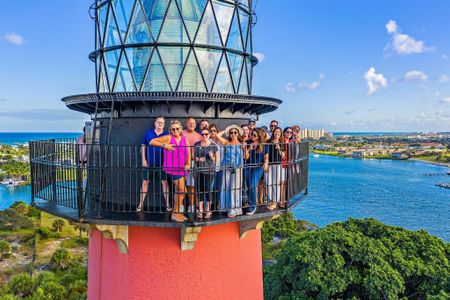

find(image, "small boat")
[435,182,450,189]
[313,154,320,158]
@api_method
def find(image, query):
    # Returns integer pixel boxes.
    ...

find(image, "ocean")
[1,133,449,241]
[0,132,81,145]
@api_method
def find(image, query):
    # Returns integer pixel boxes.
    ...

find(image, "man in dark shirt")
[138,116,169,211]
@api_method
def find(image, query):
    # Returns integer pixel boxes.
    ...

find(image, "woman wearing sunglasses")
[264,126,286,211]
[216,125,244,218]
[244,129,268,215]
[193,128,218,219]
[280,127,294,208]
[151,121,191,222]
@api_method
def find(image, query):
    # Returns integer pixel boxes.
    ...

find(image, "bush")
[0,209,34,230]
[10,201,29,215]
[35,227,51,240]
[261,212,317,244]
[51,248,73,270]
[7,273,34,298]
[26,204,41,219]
[52,219,65,232]
[264,218,450,299]
[0,239,11,261]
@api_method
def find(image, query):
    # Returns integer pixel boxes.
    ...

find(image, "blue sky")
[0,0,449,132]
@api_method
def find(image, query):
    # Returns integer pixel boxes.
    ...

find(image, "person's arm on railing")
[150,135,173,151]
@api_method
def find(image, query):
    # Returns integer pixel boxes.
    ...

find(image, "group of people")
[138,116,303,223]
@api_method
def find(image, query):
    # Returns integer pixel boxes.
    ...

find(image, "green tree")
[27,204,41,219]
[0,239,11,261]
[7,273,34,298]
[264,218,450,299]
[51,248,73,270]
[10,201,29,215]
[52,219,65,232]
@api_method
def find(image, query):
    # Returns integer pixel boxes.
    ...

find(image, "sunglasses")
[171,127,181,131]
[201,133,210,136]
[286,131,293,134]
[229,131,238,135]
[270,125,277,128]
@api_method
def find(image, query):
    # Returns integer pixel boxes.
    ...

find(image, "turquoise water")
[0,132,80,145]
[295,155,449,241]
[0,184,31,210]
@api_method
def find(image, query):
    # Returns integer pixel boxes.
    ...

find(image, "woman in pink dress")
[151,121,191,222]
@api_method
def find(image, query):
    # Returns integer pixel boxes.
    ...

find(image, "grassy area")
[312,149,339,156]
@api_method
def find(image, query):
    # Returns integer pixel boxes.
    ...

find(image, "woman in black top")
[193,128,219,219]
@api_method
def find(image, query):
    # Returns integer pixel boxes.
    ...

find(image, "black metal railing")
[29,139,308,226]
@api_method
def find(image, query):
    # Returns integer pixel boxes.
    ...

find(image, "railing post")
[29,141,35,206]
[75,143,84,218]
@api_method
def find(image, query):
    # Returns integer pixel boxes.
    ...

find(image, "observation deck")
[29,139,309,227]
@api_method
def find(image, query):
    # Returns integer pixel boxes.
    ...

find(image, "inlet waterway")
[1,153,448,241]
[295,154,449,241]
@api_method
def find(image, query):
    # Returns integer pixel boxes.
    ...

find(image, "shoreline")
[410,158,450,168]
[312,151,450,168]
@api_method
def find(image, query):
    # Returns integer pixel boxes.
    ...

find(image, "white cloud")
[3,32,25,45]
[344,110,355,115]
[364,67,387,95]
[440,97,450,104]
[385,20,398,34]
[296,74,325,91]
[254,52,265,63]
[285,82,296,92]
[438,75,449,83]
[385,20,434,55]
[404,70,428,81]
[442,54,449,60]
[298,81,308,88]
[308,81,320,90]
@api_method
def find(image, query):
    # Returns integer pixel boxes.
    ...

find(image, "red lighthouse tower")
[30,0,309,299]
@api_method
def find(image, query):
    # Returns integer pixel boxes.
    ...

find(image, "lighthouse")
[29,0,309,299]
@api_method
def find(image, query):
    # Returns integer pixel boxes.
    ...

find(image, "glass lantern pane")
[211,0,234,46]
[195,2,222,47]
[195,47,222,91]
[143,49,171,91]
[158,46,190,90]
[126,0,152,44]
[178,51,206,92]
[105,7,122,47]
[104,49,121,88]
[227,52,243,92]
[98,3,109,45]
[158,0,189,43]
[238,61,249,94]
[212,54,233,93]
[115,52,135,91]
[142,0,170,40]
[226,11,243,51]
[112,0,134,41]
[238,8,249,51]
[125,47,153,90]
[176,0,207,41]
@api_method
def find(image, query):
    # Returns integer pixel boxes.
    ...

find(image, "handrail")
[29,140,309,225]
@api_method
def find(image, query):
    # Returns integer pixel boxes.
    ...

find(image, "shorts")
[165,173,184,181]
[281,168,286,182]
[142,168,167,181]
[185,169,195,187]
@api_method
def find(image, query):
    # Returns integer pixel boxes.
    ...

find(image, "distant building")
[392,152,408,159]
[301,128,328,140]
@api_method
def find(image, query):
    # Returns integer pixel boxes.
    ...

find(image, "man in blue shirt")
[138,116,169,212]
